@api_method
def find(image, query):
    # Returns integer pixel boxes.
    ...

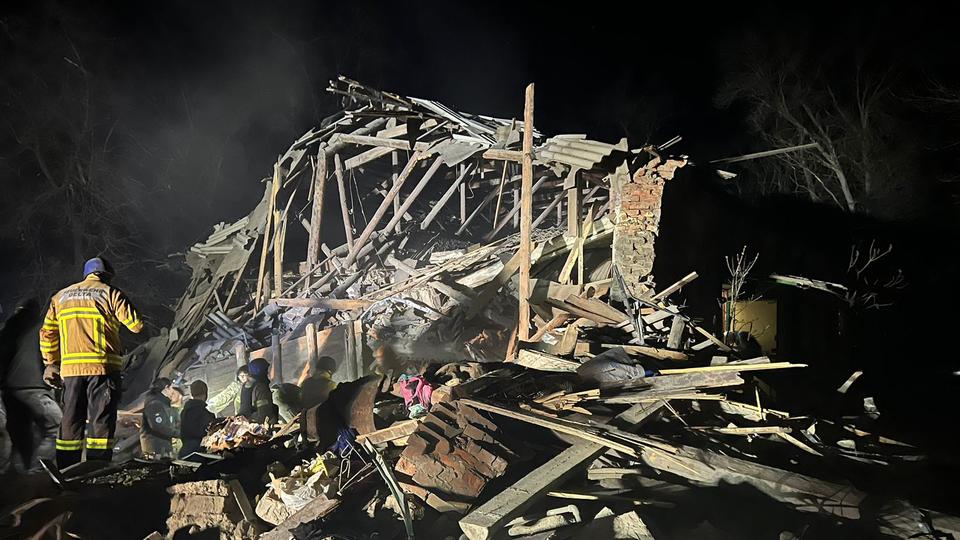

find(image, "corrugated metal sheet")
[537,134,626,170]
[410,97,500,144]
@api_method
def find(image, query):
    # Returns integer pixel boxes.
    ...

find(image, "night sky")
[2,1,959,309]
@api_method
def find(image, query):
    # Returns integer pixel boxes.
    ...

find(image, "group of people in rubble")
[139,354,337,460]
[0,256,339,473]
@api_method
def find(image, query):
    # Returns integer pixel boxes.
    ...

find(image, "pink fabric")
[400,376,433,409]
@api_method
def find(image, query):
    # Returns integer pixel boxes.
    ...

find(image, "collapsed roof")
[122,76,686,405]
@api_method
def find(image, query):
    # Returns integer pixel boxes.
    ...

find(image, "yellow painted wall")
[733,299,778,354]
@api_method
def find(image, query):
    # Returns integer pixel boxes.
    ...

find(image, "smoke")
[3,0,959,315]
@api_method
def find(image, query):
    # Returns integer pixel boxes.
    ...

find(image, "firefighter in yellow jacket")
[39,258,143,468]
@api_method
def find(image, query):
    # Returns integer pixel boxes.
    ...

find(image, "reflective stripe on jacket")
[39,274,143,377]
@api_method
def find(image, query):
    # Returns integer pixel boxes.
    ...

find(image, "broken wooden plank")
[651,271,698,302]
[342,151,424,267]
[492,161,510,228]
[666,316,685,350]
[432,368,514,404]
[567,173,582,238]
[641,307,679,325]
[618,371,743,393]
[460,398,638,456]
[574,509,656,540]
[658,362,806,375]
[400,481,472,514]
[330,133,430,151]
[333,153,354,250]
[223,237,255,310]
[546,298,619,325]
[528,279,581,306]
[696,426,792,436]
[306,151,327,272]
[516,349,580,372]
[519,83,535,342]
[428,280,474,306]
[690,324,732,352]
[776,432,824,456]
[531,190,566,229]
[691,339,715,351]
[550,319,587,356]
[720,399,790,420]
[421,162,474,230]
[558,236,582,286]
[586,467,645,480]
[343,145,395,170]
[604,344,688,362]
[563,295,629,325]
[272,207,287,298]
[577,200,598,286]
[636,443,863,519]
[459,401,665,540]
[317,117,388,156]
[456,182,502,235]
[355,419,420,446]
[391,141,401,216]
[254,175,280,311]
[270,297,372,310]
[383,155,445,233]
[482,148,523,162]
[836,370,864,394]
[484,174,550,240]
[535,389,600,413]
[529,313,572,342]
[373,118,437,139]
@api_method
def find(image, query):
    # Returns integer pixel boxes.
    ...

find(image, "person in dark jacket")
[237,368,255,418]
[239,358,278,424]
[140,377,179,460]
[179,380,215,458]
[0,298,62,472]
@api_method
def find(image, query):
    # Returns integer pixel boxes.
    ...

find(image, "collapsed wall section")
[612,154,687,300]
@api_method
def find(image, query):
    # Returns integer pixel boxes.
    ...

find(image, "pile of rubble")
[165,480,262,540]
[4,78,959,540]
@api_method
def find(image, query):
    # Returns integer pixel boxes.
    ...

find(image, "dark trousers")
[4,388,61,472]
[57,374,121,468]
[179,438,202,459]
[0,389,10,473]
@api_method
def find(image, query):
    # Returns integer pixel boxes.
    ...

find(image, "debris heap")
[4,78,958,540]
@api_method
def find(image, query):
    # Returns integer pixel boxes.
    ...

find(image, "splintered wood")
[535,389,600,414]
[112,77,952,540]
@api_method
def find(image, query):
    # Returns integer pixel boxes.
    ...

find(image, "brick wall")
[612,154,687,299]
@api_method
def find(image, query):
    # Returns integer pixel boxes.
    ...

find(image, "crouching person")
[140,378,179,460]
[179,380,215,458]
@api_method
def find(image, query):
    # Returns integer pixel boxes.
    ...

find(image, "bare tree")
[716,47,893,213]
[908,80,960,206]
[843,240,906,310]
[0,13,160,301]
[723,246,760,336]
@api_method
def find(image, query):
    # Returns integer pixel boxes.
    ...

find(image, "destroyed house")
[9,78,955,540]
[120,76,687,410]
